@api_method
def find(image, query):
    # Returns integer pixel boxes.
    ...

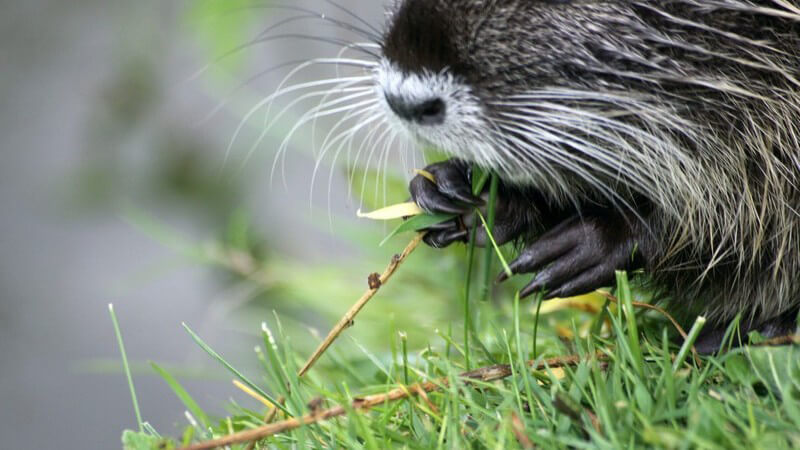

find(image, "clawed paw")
[408,159,482,248]
[497,215,638,299]
[409,159,526,249]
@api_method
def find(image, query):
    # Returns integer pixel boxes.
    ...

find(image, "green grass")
[120,260,800,450]
[122,271,800,449]
[118,170,800,450]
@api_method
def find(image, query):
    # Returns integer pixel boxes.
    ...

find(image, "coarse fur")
[376,0,800,338]
[250,0,799,348]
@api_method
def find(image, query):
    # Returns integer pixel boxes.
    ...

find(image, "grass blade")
[480,175,501,302]
[673,316,706,372]
[182,322,291,416]
[380,213,456,246]
[615,271,644,378]
[475,209,512,277]
[150,361,210,429]
[109,304,144,432]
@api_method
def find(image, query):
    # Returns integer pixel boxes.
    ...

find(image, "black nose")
[385,95,446,125]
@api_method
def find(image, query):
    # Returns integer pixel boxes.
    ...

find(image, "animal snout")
[385,94,446,125]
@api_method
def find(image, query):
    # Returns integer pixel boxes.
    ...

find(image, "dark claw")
[519,278,547,299]
[496,229,576,284]
[520,251,597,299]
[438,181,484,207]
[497,214,640,299]
[496,271,510,284]
[546,265,615,299]
[411,177,472,214]
[422,218,460,232]
[423,229,468,248]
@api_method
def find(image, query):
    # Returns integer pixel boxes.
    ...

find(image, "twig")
[180,353,606,450]
[298,233,426,377]
[244,396,285,450]
[509,412,534,449]
[598,292,701,367]
[751,334,800,347]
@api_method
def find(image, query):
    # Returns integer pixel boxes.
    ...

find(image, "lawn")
[116,181,800,449]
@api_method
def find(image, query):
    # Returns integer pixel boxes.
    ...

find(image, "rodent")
[373,0,800,352]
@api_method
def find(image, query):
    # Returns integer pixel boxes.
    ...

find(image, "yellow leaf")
[414,169,436,183]
[536,293,607,315]
[357,202,424,220]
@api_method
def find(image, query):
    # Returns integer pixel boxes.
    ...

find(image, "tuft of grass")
[182,322,290,416]
[129,275,800,449]
[118,169,800,449]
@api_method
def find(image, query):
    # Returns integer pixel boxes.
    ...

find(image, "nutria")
[371,0,800,352]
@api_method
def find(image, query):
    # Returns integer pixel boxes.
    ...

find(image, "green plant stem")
[182,322,290,416]
[476,210,512,276]
[673,316,706,372]
[400,332,413,422]
[532,292,545,358]
[109,303,144,432]
[616,271,644,378]
[463,222,479,370]
[462,168,493,370]
[480,175,500,303]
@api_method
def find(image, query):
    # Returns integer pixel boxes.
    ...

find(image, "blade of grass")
[673,316,706,372]
[379,213,456,247]
[532,291,545,358]
[109,304,144,432]
[480,175,501,302]
[463,221,478,370]
[400,332,413,423]
[463,167,495,368]
[182,322,290,416]
[475,209,512,277]
[514,292,537,420]
[615,271,644,378]
[151,362,210,429]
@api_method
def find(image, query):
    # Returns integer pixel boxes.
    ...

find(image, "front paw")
[410,160,483,215]
[410,161,528,249]
[497,215,640,299]
[409,160,481,248]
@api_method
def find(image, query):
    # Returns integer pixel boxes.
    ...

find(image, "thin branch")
[298,233,426,376]
[509,412,534,449]
[180,353,606,450]
[751,334,800,347]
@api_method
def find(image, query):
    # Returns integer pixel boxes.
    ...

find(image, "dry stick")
[598,292,702,367]
[510,412,535,449]
[751,334,800,347]
[297,232,426,377]
[244,396,286,450]
[180,353,605,450]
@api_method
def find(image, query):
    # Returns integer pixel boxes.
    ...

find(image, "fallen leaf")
[357,202,424,220]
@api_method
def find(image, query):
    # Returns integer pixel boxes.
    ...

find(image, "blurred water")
[0,0,383,447]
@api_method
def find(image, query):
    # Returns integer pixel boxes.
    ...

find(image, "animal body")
[372,0,800,352]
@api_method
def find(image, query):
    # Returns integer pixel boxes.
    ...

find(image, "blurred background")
[0,0,439,447]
